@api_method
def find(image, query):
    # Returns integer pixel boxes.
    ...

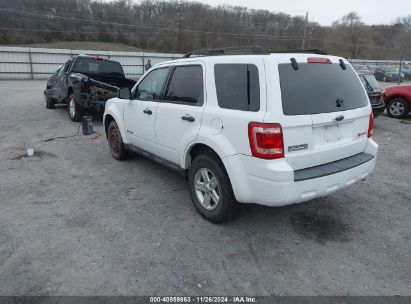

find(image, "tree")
[332,12,370,58]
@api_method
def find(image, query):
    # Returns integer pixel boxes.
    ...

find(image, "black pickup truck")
[44,55,136,121]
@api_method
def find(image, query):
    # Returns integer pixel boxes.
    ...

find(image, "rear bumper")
[223,139,378,207]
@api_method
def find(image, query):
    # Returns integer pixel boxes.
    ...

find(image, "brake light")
[307,57,332,64]
[368,113,374,138]
[248,123,284,159]
[94,56,106,61]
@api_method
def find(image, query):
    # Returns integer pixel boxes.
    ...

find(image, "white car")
[103,47,378,222]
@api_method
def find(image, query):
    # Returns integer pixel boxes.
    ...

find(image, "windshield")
[279,63,368,115]
[71,58,124,76]
[363,74,380,90]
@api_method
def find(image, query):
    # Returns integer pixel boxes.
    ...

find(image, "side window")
[164,65,204,106]
[135,67,170,101]
[214,64,260,111]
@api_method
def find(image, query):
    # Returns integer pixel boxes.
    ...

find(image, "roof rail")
[270,49,328,55]
[183,45,268,58]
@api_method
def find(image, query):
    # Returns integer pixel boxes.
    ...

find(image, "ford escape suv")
[103,46,378,223]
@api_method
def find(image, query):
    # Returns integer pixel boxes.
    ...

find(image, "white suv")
[103,48,378,222]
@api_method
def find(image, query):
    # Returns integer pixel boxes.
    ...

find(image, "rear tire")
[67,94,84,122]
[108,121,128,160]
[387,98,409,119]
[188,153,237,223]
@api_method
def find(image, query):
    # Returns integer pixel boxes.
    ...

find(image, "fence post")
[142,53,145,76]
[28,48,34,80]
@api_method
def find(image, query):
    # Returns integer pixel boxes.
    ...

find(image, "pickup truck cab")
[103,47,378,222]
[44,55,136,121]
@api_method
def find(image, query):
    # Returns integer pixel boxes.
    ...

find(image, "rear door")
[266,56,371,170]
[155,64,205,164]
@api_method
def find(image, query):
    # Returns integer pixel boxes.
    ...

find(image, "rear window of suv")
[214,64,260,111]
[279,63,368,115]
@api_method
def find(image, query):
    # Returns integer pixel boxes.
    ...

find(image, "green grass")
[17,41,147,52]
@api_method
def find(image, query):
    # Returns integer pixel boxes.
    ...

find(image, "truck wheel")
[67,94,84,122]
[108,121,128,160]
[188,153,237,223]
[387,98,409,119]
[45,95,55,109]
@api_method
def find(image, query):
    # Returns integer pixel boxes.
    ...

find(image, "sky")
[185,0,411,25]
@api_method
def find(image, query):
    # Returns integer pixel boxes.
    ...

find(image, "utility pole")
[301,11,308,49]
[398,57,403,85]
[178,4,182,53]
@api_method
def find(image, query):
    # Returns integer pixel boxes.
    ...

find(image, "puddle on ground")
[12,150,57,160]
[290,211,351,244]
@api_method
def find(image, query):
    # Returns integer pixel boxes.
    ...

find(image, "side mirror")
[118,87,131,99]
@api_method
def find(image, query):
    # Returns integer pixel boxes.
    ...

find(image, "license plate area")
[313,122,354,147]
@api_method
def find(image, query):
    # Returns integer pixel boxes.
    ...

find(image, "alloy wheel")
[390,101,405,116]
[194,168,220,211]
[69,98,76,118]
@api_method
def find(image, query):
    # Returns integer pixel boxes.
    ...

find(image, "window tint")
[135,67,170,101]
[278,63,368,115]
[164,65,203,105]
[214,64,260,111]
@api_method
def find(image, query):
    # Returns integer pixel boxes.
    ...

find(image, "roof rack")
[270,49,328,55]
[183,45,268,58]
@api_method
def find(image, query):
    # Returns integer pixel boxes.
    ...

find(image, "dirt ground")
[0,81,410,296]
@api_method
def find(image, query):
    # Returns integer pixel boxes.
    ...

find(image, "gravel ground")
[0,81,410,296]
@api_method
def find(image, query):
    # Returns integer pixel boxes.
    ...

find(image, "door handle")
[143,108,152,115]
[181,114,195,122]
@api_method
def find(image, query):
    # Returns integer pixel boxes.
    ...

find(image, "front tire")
[67,94,84,122]
[45,95,55,109]
[188,153,237,223]
[108,121,128,160]
[387,98,409,119]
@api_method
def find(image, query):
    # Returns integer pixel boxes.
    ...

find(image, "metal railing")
[0,46,181,80]
[1,46,409,80]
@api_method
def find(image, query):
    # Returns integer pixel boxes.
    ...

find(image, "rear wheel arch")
[185,143,222,169]
[67,87,73,99]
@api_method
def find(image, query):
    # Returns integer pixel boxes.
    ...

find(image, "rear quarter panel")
[187,56,267,163]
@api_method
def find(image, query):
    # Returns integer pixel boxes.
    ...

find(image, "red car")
[381,85,411,118]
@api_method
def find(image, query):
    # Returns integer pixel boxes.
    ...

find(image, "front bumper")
[223,139,378,207]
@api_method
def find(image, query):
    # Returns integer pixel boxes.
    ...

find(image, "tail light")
[248,123,284,159]
[368,113,374,138]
